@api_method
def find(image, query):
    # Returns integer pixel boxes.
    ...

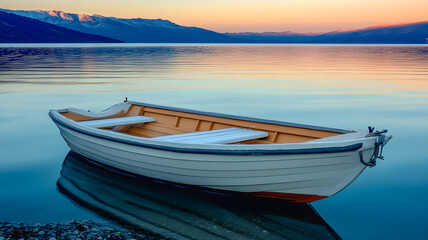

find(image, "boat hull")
[52,116,375,203]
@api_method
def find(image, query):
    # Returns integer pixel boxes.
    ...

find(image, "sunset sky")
[2,0,427,32]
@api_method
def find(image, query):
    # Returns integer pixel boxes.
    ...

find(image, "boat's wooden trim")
[50,111,363,155]
[128,101,352,134]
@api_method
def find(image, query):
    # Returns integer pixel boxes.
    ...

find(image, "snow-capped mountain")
[0,11,122,43]
[0,9,237,43]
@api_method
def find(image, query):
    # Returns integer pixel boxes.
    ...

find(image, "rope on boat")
[359,127,388,167]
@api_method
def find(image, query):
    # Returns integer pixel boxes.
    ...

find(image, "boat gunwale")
[50,111,363,156]
[128,101,353,134]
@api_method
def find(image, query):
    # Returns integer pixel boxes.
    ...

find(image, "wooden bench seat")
[152,127,268,144]
[80,116,155,128]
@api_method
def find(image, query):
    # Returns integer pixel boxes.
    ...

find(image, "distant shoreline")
[0,43,427,47]
[1,42,427,45]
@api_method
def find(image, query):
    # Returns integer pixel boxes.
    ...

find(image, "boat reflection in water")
[57,151,341,240]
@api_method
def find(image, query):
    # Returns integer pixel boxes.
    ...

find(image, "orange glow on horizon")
[2,0,428,32]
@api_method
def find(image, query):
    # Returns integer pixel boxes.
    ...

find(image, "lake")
[0,44,427,239]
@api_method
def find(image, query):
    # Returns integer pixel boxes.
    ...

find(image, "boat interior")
[60,103,344,144]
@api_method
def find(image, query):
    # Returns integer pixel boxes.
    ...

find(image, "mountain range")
[227,22,428,43]
[0,11,122,43]
[1,8,427,44]
[0,8,237,43]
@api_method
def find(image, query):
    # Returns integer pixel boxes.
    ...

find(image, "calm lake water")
[0,44,427,239]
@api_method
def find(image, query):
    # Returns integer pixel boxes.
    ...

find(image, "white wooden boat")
[49,100,392,203]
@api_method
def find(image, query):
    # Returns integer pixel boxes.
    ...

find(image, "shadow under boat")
[57,151,342,240]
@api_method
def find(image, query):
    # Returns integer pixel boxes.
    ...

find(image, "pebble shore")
[0,220,162,240]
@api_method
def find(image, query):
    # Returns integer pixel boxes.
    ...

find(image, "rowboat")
[49,99,392,203]
[58,151,341,240]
